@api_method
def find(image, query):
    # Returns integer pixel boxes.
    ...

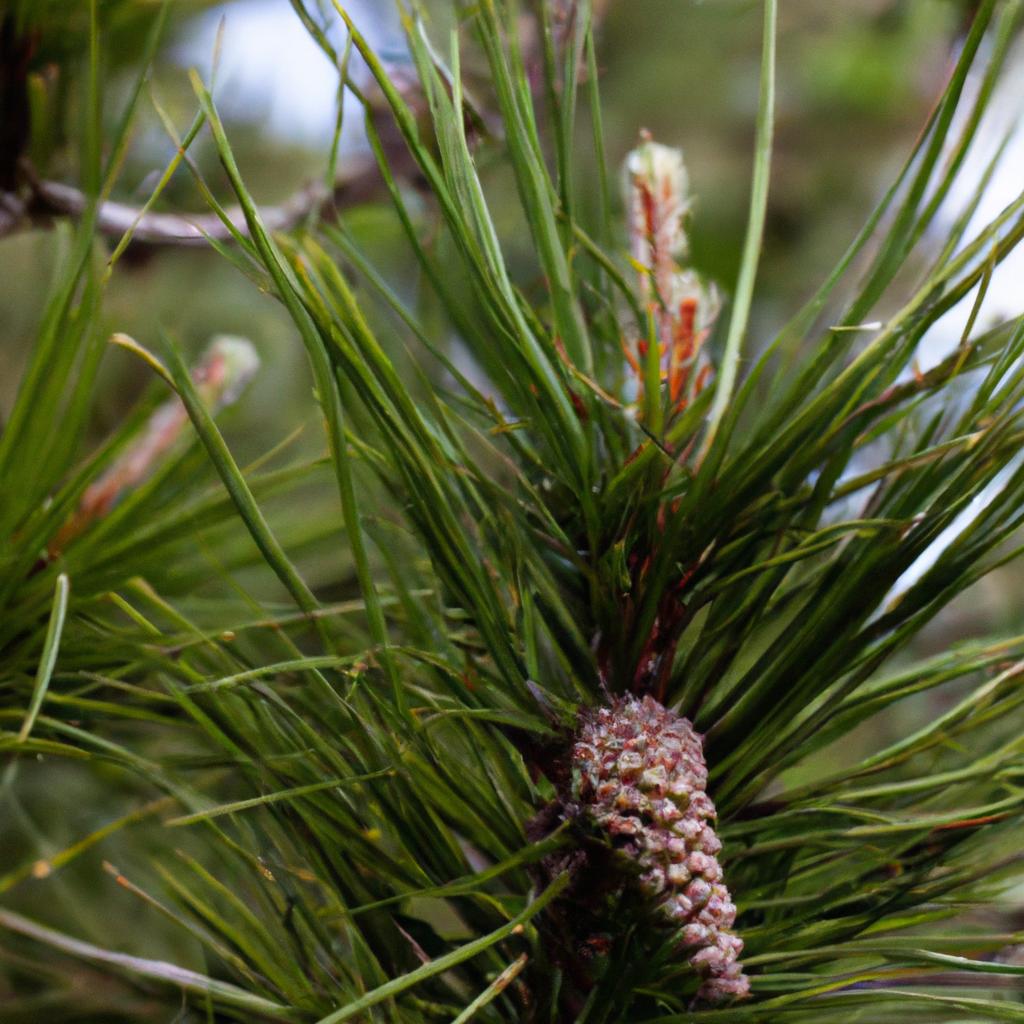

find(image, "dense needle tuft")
[573,696,749,1003]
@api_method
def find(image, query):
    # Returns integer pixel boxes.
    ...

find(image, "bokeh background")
[4,0,1009,442]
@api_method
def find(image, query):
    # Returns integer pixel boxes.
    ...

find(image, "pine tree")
[4,1,1024,1021]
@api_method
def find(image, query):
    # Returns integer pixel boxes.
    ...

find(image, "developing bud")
[50,336,260,554]
[572,695,749,1004]
[627,140,689,280]
[623,138,719,416]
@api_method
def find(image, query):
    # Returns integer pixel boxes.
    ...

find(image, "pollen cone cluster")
[572,696,749,1003]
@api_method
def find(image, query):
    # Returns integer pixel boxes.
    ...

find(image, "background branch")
[4,151,392,245]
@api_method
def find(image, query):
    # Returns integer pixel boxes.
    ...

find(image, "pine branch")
[0,154,379,245]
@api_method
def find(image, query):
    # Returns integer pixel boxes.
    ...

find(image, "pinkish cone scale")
[572,695,749,1003]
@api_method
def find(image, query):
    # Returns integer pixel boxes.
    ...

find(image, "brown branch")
[3,151,392,246]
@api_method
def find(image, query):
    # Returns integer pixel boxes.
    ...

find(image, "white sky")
[920,45,1024,364]
[174,0,404,147]
[885,45,1024,600]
